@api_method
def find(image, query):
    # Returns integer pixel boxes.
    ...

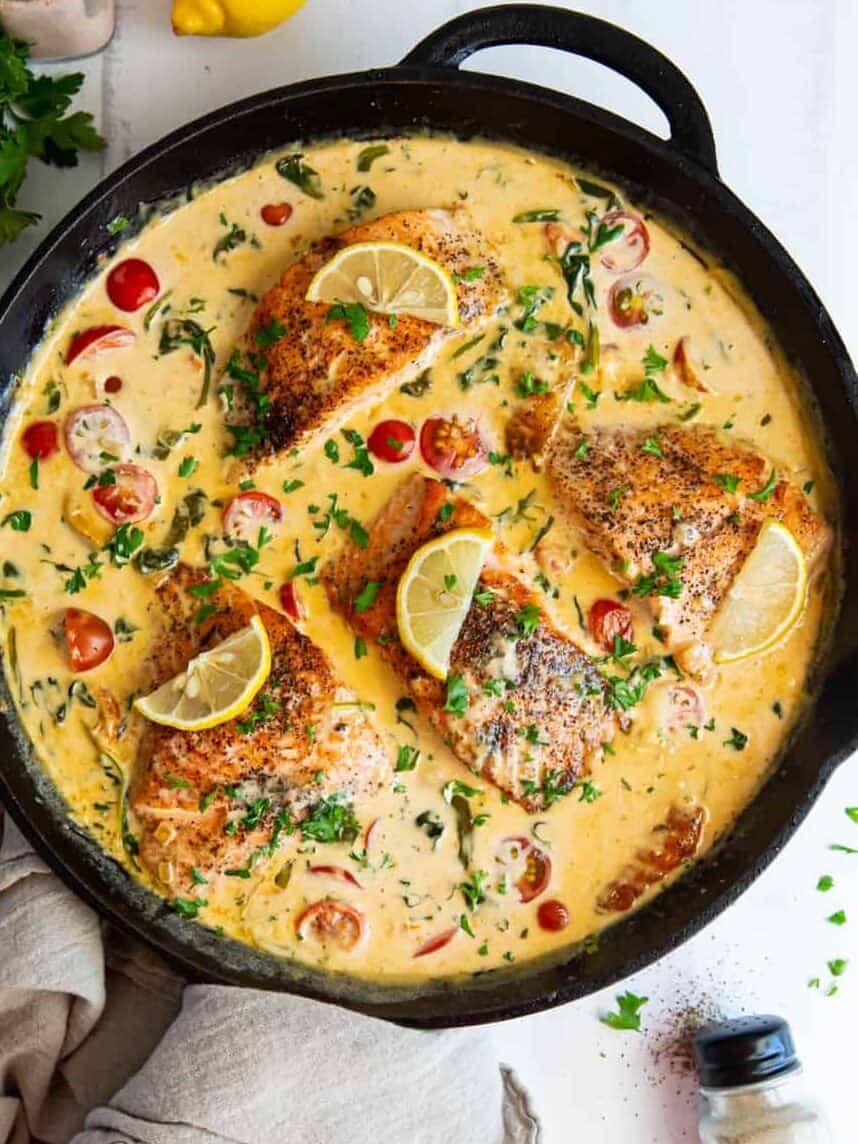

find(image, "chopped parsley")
[300,795,360,843]
[723,726,748,751]
[514,604,541,637]
[326,300,370,343]
[235,693,280,734]
[443,674,469,717]
[459,868,489,911]
[632,551,685,599]
[354,579,381,613]
[748,469,778,502]
[600,991,648,1031]
[714,473,741,494]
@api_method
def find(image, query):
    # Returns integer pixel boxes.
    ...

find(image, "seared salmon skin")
[127,567,390,890]
[227,208,506,464]
[321,475,615,811]
[547,423,829,674]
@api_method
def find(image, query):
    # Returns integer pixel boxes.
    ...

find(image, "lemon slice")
[306,241,460,327]
[396,528,493,679]
[135,615,271,731]
[710,520,807,664]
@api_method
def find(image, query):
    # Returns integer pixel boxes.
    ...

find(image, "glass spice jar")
[694,1015,832,1143]
[0,0,116,61]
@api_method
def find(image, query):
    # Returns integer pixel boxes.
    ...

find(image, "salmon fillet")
[228,208,506,463]
[547,424,830,674]
[127,567,390,891]
[321,475,616,812]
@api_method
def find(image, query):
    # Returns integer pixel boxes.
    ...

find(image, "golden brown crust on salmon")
[547,424,831,671]
[232,209,506,464]
[128,567,390,891]
[321,475,616,811]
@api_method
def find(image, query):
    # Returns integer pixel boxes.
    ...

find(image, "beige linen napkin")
[0,811,540,1144]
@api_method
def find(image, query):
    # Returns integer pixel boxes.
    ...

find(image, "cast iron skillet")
[1,5,857,1027]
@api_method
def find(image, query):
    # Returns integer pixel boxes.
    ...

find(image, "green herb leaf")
[2,509,30,531]
[276,152,323,198]
[356,143,390,171]
[600,991,648,1031]
[326,300,370,343]
[354,579,381,613]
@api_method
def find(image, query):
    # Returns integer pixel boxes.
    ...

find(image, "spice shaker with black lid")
[694,1015,832,1142]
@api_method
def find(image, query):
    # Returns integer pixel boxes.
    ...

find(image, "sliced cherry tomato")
[104,375,123,394]
[92,463,158,524]
[307,865,364,889]
[419,415,488,479]
[279,581,305,621]
[368,419,416,464]
[66,325,135,365]
[106,258,160,312]
[664,684,705,734]
[496,836,552,904]
[598,211,650,274]
[543,221,584,258]
[537,899,570,932]
[413,925,459,959]
[260,201,293,226]
[64,405,131,473]
[21,421,59,460]
[295,900,366,951]
[63,608,115,672]
[608,274,664,329]
[588,599,634,653]
[222,491,283,543]
[673,336,708,392]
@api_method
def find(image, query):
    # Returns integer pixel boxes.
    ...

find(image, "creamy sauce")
[0,137,835,984]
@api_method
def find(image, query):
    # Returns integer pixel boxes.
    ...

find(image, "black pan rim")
[1,63,856,1028]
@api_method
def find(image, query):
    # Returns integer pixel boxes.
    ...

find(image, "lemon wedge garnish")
[710,520,808,664]
[396,528,493,680]
[306,241,460,328]
[171,0,306,37]
[135,615,271,731]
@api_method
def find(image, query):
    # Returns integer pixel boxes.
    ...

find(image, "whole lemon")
[172,0,307,38]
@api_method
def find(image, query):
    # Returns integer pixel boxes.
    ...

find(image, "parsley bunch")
[0,27,105,245]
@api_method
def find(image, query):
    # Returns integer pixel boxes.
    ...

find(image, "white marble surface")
[2,3,857,1141]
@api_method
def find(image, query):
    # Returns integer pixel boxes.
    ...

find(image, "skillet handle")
[401,4,718,174]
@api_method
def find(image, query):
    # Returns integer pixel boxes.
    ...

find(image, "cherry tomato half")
[598,211,650,274]
[64,608,115,672]
[588,599,634,653]
[413,925,459,959]
[307,865,364,889]
[608,274,664,329]
[21,421,59,460]
[295,900,366,951]
[279,581,305,621]
[92,463,158,524]
[368,419,416,464]
[664,684,705,735]
[419,415,488,479]
[496,836,552,904]
[106,258,160,313]
[66,325,135,365]
[537,899,570,932]
[260,201,293,226]
[222,491,283,543]
[64,405,131,474]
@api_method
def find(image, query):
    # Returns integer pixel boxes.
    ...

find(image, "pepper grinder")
[0,0,116,61]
